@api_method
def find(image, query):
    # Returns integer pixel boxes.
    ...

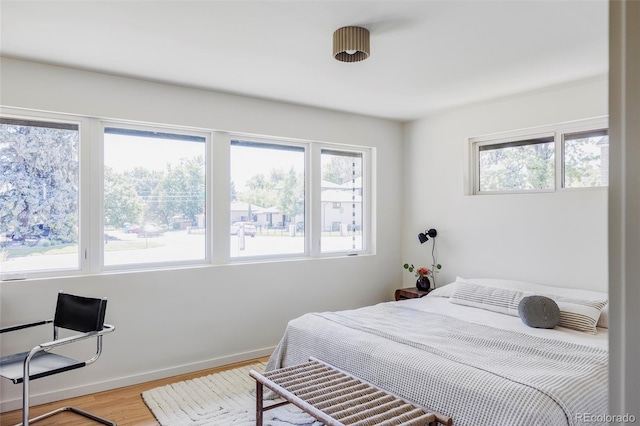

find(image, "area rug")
[142,361,322,426]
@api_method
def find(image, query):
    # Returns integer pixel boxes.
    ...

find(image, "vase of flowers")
[403,264,431,291]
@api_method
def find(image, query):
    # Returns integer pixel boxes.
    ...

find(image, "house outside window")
[321,149,363,253]
[230,140,305,258]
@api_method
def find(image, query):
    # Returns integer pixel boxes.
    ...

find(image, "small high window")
[469,117,608,194]
[477,136,555,192]
[563,129,609,188]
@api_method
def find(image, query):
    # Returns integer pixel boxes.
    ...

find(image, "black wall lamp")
[418,227,440,287]
[418,228,437,244]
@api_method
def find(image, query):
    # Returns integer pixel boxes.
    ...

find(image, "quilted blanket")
[267,302,608,426]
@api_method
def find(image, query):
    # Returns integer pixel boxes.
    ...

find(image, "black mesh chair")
[0,292,116,425]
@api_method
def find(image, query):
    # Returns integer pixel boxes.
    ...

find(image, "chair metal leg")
[17,349,115,426]
[14,406,117,426]
[22,351,32,426]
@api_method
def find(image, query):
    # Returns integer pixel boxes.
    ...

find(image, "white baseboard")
[0,346,275,413]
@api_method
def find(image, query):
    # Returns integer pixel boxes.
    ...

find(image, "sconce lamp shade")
[418,228,438,244]
[333,26,370,62]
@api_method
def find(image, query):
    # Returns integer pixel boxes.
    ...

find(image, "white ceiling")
[0,0,608,122]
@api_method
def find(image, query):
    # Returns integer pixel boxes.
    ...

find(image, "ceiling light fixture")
[333,26,370,63]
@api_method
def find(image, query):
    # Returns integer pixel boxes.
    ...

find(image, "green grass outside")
[1,231,359,259]
[3,240,163,258]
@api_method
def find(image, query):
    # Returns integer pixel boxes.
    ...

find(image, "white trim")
[211,131,230,265]
[367,146,376,255]
[309,144,321,256]
[0,346,275,413]
[87,118,103,274]
[554,131,563,192]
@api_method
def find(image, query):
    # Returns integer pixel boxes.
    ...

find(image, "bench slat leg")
[256,381,263,426]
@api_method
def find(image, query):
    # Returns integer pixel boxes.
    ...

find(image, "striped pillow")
[450,281,524,316]
[550,297,608,335]
[450,281,607,334]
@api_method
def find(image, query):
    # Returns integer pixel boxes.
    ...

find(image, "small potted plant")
[403,263,442,291]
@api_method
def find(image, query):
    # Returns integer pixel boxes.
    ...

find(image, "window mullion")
[364,148,373,253]
[556,132,563,191]
[211,131,230,264]
[309,144,321,256]
[86,118,103,273]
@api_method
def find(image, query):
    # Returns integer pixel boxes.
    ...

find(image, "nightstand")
[394,287,432,301]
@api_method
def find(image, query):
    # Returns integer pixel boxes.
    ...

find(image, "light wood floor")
[0,356,269,426]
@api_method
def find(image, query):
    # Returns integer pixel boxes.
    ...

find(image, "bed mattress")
[266,297,608,426]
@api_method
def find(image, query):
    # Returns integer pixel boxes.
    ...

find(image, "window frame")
[99,120,212,272]
[468,116,609,195]
[472,131,556,195]
[318,147,368,255]
[0,107,90,280]
[0,107,373,280]
[227,134,372,261]
[560,126,609,191]
[228,136,309,261]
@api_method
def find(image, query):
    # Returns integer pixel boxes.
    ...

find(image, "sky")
[104,134,305,193]
[104,133,205,172]
[230,144,304,192]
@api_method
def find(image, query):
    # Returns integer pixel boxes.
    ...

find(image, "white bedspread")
[267,298,608,426]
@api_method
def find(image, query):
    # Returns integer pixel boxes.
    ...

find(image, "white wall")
[0,58,404,410]
[403,77,609,292]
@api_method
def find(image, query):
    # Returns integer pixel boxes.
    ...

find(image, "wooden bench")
[250,357,453,426]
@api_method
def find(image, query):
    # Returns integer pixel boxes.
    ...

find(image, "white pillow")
[450,280,608,334]
[455,277,609,328]
[426,282,455,298]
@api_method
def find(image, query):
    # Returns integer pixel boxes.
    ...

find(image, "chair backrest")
[54,293,107,332]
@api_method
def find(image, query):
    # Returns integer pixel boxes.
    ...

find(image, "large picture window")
[230,140,305,258]
[103,126,207,267]
[0,118,80,274]
[1,108,371,279]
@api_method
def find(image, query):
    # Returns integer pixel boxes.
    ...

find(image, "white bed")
[266,278,608,426]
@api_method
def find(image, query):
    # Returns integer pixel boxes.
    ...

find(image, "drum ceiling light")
[333,26,370,62]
